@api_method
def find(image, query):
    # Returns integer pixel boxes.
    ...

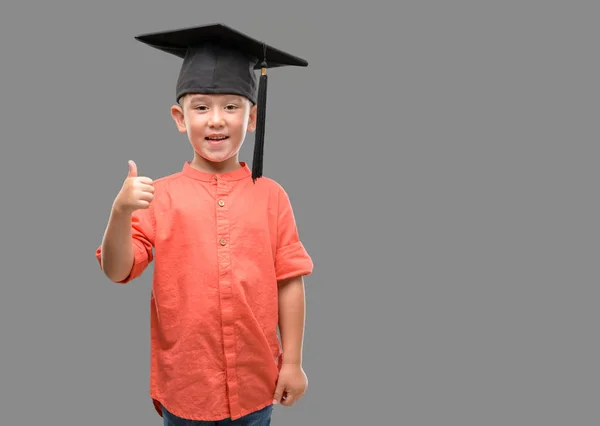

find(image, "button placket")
[214,181,237,412]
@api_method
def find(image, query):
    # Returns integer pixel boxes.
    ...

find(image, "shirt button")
[213,176,218,181]
[218,200,225,207]
[219,239,227,246]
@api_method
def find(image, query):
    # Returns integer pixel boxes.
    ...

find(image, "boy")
[95,23,314,425]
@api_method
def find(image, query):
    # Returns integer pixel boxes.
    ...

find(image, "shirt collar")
[181,161,251,182]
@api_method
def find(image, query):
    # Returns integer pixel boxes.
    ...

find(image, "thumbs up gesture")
[113,160,155,214]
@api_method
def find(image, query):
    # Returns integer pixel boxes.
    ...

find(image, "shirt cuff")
[95,239,151,283]
[275,241,314,281]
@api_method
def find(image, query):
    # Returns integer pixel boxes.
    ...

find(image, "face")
[171,93,257,169]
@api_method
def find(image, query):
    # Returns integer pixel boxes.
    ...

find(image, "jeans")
[162,404,273,426]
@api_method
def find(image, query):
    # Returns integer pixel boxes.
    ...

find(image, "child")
[95,23,314,425]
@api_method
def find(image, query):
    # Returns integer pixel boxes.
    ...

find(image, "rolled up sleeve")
[275,187,313,281]
[96,205,155,284]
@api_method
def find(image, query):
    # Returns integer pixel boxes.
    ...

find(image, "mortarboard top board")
[134,23,308,182]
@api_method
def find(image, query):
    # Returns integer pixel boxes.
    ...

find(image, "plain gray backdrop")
[0,0,598,425]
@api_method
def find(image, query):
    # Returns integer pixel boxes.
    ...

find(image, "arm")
[97,161,155,283]
[100,206,135,283]
[277,275,306,365]
[271,186,313,405]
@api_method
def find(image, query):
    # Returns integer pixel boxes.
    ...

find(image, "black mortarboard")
[134,23,308,182]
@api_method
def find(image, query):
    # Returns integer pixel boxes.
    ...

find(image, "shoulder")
[252,175,291,201]
[255,175,284,190]
[143,171,187,211]
[150,170,186,190]
[254,175,301,213]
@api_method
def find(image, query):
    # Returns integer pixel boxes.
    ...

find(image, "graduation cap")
[134,23,308,182]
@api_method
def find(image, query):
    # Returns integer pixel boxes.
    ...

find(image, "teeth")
[207,136,227,140]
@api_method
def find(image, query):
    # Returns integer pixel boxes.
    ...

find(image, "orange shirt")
[95,161,313,421]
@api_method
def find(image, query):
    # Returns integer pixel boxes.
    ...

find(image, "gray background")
[0,0,598,425]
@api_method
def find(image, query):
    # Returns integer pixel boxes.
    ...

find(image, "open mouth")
[206,135,229,145]
[206,136,229,145]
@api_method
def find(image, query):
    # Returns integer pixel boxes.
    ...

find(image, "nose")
[208,109,225,128]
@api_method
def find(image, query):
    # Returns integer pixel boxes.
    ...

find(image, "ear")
[171,104,187,133]
[246,103,258,133]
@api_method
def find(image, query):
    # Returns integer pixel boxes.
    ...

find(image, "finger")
[128,160,138,178]
[136,176,154,185]
[281,391,295,406]
[138,200,151,209]
[137,192,154,203]
[137,183,155,194]
[273,385,285,405]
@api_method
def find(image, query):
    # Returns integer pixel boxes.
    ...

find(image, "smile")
[206,136,229,145]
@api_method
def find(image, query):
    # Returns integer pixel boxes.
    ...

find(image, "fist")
[113,160,155,214]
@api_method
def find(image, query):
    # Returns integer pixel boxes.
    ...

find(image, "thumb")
[127,160,137,178]
[273,382,285,405]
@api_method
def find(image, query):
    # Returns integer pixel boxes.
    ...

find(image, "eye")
[225,104,239,110]
[194,105,208,111]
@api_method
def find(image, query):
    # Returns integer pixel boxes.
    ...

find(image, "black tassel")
[252,68,267,183]
[253,43,268,183]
